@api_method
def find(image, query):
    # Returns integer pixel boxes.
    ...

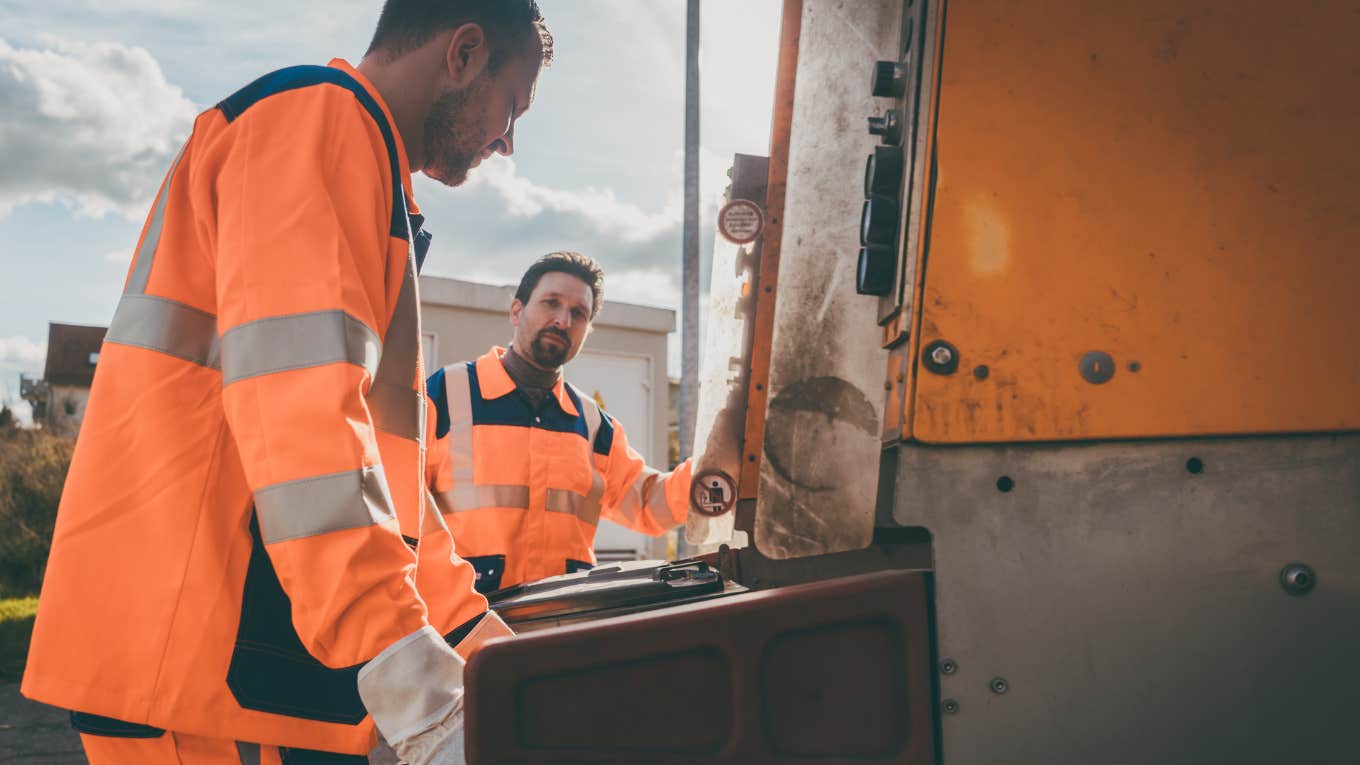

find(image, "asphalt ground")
[0,684,83,764]
[0,685,400,764]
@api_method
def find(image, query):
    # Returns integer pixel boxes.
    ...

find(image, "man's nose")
[552,308,576,329]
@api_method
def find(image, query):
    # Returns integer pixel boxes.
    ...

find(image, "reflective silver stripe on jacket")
[105,293,221,369]
[254,465,397,544]
[368,381,424,442]
[421,489,448,536]
[104,141,424,438]
[550,384,608,524]
[571,382,604,453]
[435,363,605,524]
[105,145,224,369]
[368,235,424,443]
[433,363,533,513]
[124,145,186,296]
[544,472,606,525]
[446,483,531,511]
[221,310,380,385]
[614,469,677,528]
[105,139,427,548]
[441,362,476,490]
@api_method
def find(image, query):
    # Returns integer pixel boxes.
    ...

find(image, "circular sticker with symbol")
[691,469,737,517]
[717,199,764,245]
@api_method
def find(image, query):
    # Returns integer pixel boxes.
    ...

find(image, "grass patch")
[0,596,39,682]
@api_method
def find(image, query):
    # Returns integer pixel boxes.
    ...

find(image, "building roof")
[420,275,676,334]
[44,323,107,387]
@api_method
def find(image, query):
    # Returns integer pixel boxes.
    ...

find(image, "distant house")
[24,323,106,438]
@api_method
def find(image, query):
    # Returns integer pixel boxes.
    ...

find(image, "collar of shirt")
[475,346,579,417]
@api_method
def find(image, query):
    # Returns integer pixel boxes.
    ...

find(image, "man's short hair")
[366,0,553,71]
[515,252,605,318]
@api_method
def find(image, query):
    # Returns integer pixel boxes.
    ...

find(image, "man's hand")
[453,611,514,661]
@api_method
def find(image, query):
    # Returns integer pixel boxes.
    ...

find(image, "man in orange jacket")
[22,2,551,763]
[427,252,694,592]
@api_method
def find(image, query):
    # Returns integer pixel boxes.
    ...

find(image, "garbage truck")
[462,1,1360,762]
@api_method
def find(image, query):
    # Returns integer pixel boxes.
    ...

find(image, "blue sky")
[0,0,780,419]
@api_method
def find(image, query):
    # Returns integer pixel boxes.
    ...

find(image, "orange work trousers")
[79,731,367,764]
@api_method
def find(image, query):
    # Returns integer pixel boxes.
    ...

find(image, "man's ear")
[509,299,524,328]
[446,23,489,87]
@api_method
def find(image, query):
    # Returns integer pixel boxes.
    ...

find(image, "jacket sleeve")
[415,374,489,636]
[212,86,433,670]
[597,412,693,536]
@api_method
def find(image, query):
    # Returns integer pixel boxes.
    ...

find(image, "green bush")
[0,424,74,597]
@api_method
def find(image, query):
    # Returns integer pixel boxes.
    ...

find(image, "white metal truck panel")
[754,0,897,559]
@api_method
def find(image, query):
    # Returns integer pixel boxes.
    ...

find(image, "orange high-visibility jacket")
[426,347,694,591]
[22,60,487,754]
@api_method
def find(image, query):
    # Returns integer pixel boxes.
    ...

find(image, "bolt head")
[990,677,1009,694]
[1280,563,1317,596]
[922,341,960,375]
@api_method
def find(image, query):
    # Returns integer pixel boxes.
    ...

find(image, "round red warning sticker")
[691,469,737,517]
[717,199,764,245]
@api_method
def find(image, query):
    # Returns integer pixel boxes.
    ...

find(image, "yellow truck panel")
[911,0,1360,442]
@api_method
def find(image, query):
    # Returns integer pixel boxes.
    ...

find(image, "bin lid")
[488,559,731,627]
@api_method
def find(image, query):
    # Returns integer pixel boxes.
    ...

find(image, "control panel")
[857,0,934,340]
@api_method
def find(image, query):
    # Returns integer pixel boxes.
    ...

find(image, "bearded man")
[426,252,694,593]
[23,2,551,763]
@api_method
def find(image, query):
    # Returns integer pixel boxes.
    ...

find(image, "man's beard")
[529,328,570,369]
[422,77,488,186]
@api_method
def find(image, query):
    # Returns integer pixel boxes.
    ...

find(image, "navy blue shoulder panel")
[216,65,409,241]
[565,385,613,455]
[427,366,451,439]
[594,409,616,456]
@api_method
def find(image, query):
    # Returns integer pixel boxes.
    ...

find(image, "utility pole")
[680,0,700,461]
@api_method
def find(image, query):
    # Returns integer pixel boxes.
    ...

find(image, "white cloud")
[604,267,682,310]
[105,249,131,264]
[465,156,680,244]
[0,37,197,219]
[0,335,47,368]
[700,0,781,141]
[412,144,737,314]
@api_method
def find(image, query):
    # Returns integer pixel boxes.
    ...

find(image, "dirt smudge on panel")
[764,376,877,491]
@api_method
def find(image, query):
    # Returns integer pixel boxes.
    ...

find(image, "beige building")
[420,275,678,560]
